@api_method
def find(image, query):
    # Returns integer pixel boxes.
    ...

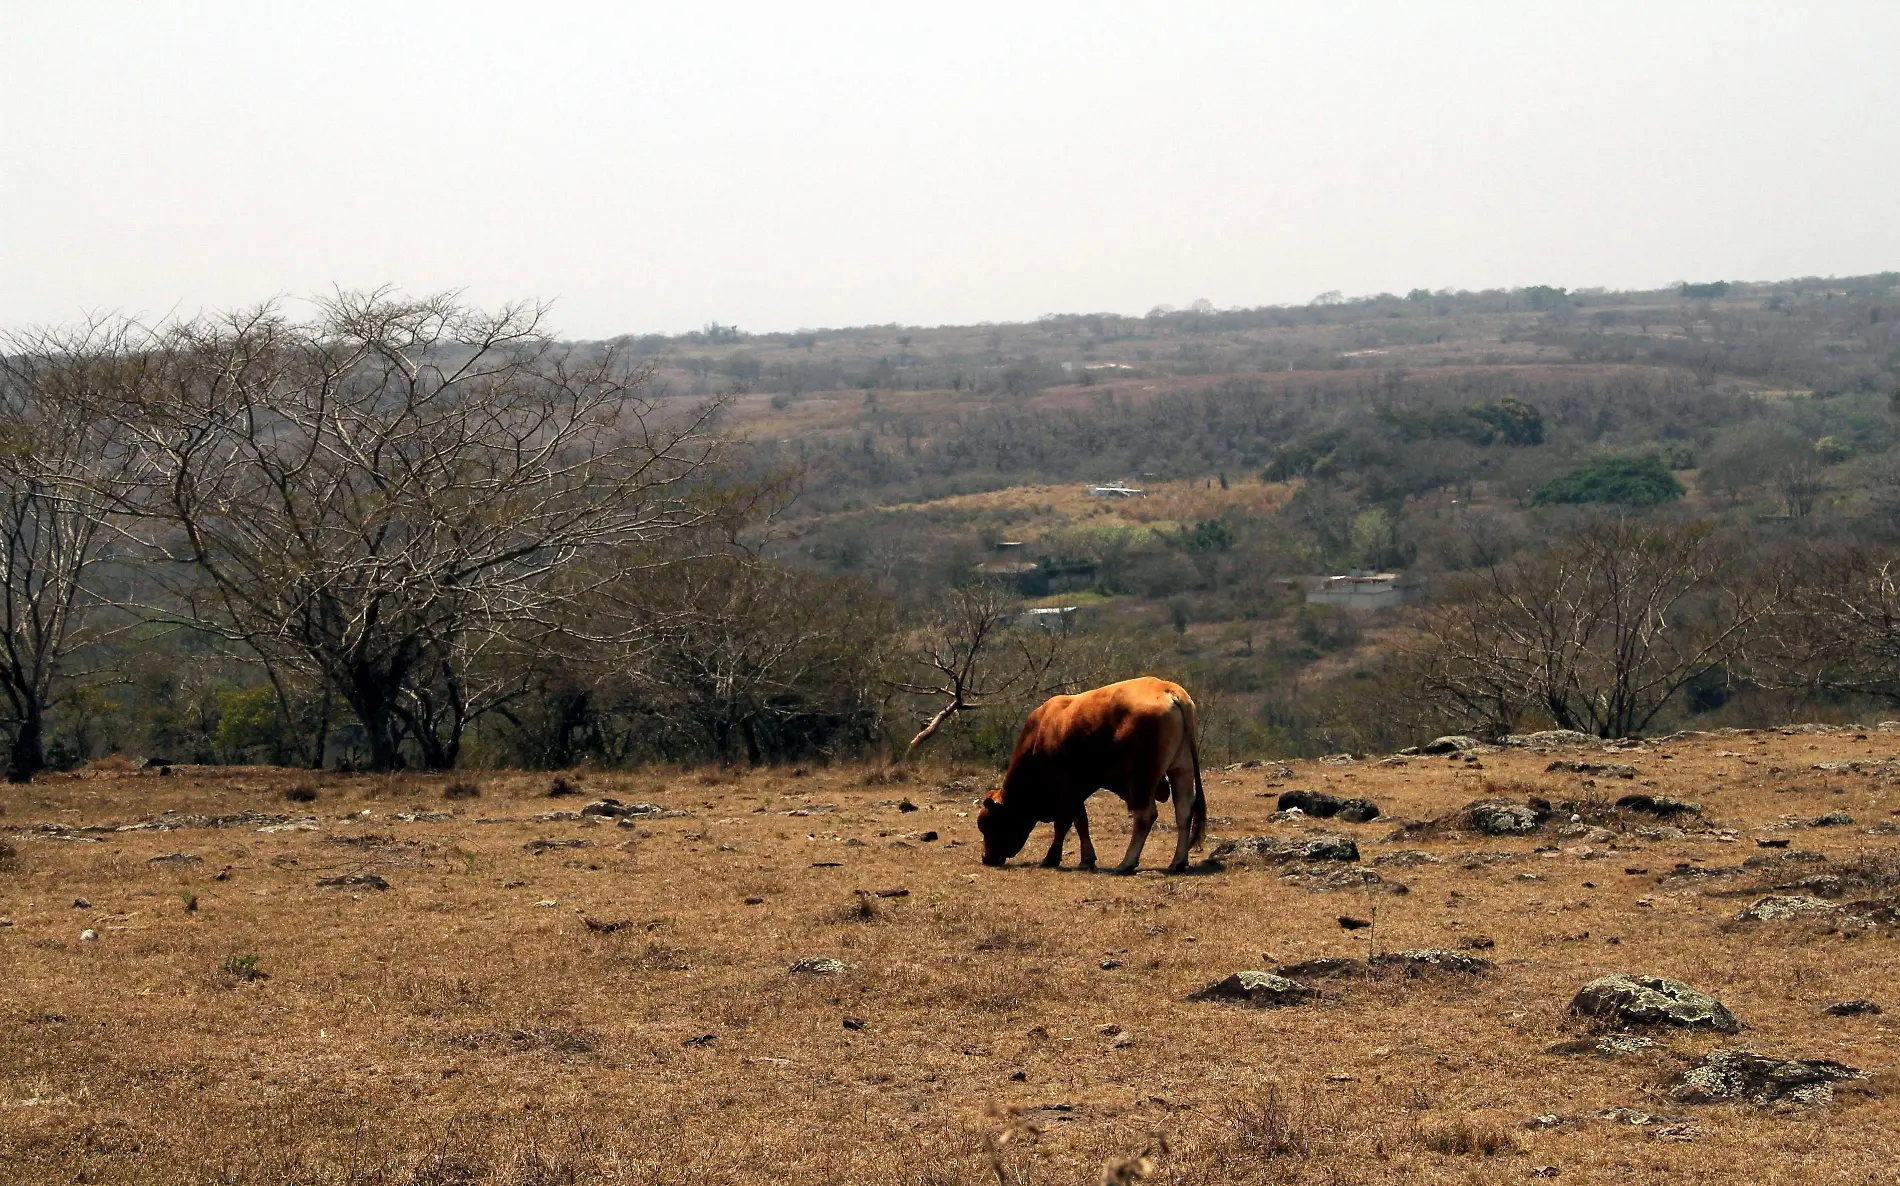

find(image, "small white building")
[1088,482,1144,498]
[1016,606,1078,632]
[1306,572,1405,610]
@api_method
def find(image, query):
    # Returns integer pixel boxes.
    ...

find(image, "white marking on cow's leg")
[1113,800,1158,875]
[1040,816,1071,868]
[1074,805,1097,870]
[1166,766,1197,872]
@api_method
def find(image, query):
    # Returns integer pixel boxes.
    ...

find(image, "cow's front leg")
[1074,806,1097,871]
[1040,816,1072,868]
[1112,800,1158,875]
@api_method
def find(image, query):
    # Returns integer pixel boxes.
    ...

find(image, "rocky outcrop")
[1569,974,1740,1033]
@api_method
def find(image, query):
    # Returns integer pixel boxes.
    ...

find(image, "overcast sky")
[3,2,1896,337]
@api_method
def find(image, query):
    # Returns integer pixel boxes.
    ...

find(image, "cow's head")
[977,787,1034,867]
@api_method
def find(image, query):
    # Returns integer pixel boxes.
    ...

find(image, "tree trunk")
[345,684,406,772]
[7,704,44,783]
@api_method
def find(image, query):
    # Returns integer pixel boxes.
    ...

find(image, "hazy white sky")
[3,2,1897,337]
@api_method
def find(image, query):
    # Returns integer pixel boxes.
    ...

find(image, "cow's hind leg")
[1040,816,1072,868]
[1112,799,1158,875]
[1165,767,1198,873]
[1074,805,1097,871]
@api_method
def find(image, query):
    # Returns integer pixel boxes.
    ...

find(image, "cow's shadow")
[1038,859,1225,877]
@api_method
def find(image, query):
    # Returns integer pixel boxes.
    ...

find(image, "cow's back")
[1005,677,1190,806]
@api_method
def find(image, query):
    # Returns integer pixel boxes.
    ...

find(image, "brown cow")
[977,677,1206,874]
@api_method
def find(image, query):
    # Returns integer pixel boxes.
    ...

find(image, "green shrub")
[1533,455,1684,507]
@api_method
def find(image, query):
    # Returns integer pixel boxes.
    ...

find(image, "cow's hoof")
[1079,861,1097,872]
[1165,861,1189,875]
[1109,865,1138,877]
[1039,857,1062,869]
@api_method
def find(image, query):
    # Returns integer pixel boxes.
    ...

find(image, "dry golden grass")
[7,732,1900,1184]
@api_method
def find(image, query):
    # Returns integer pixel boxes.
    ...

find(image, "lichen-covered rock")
[1372,849,1441,867]
[1503,730,1595,749]
[1421,735,1482,754]
[1187,971,1315,1007]
[1569,974,1740,1033]
[1549,760,1639,779]
[1464,799,1543,836]
[1737,895,1841,922]
[1273,957,1373,980]
[1280,866,1406,893]
[1668,1049,1863,1108]
[1209,834,1359,864]
[789,957,850,975]
[1545,1032,1659,1058]
[1369,949,1494,976]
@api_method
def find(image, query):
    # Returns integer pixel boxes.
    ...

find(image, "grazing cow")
[977,677,1205,874]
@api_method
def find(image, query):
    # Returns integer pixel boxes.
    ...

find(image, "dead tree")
[1414,517,1777,738]
[0,322,144,780]
[891,584,1071,756]
[121,291,725,770]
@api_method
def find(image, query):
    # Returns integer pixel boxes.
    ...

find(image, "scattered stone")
[1209,834,1359,864]
[744,896,764,905]
[789,956,849,975]
[534,811,583,822]
[582,917,629,934]
[1337,915,1372,930]
[1523,1114,1572,1131]
[1596,1107,1689,1127]
[1826,999,1881,1017]
[843,1017,867,1030]
[1809,811,1855,828]
[524,838,593,852]
[1372,849,1440,867]
[1100,958,1123,970]
[0,918,11,927]
[1545,1032,1659,1058]
[1283,866,1403,893]
[1463,799,1544,836]
[1738,895,1840,922]
[1668,1049,1864,1108]
[1756,838,1791,848]
[79,928,98,941]
[391,811,451,823]
[580,798,670,819]
[1615,793,1700,816]
[897,800,918,813]
[1549,760,1638,779]
[71,897,92,909]
[1369,948,1493,976]
[1743,849,1824,868]
[1503,729,1594,748]
[534,899,558,907]
[1569,974,1740,1033]
[316,873,390,891]
[1459,850,1527,868]
[1648,1123,1703,1142]
[1274,790,1380,822]
[1187,971,1316,1007]
[871,887,909,898]
[1459,935,1495,950]
[682,1033,716,1047]
[148,852,202,867]
[919,831,938,842]
[1421,735,1482,754]
[1530,1165,1560,1178]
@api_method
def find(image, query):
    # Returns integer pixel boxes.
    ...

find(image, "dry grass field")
[8,729,1900,1185]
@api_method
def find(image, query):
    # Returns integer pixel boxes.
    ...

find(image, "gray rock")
[1187,971,1316,1007]
[1421,735,1482,754]
[1668,1049,1863,1108]
[316,873,390,891]
[1369,948,1494,976]
[1549,760,1639,779]
[1274,790,1380,822]
[580,798,670,819]
[1569,974,1740,1033]
[148,852,202,867]
[1464,799,1543,835]
[1280,866,1406,894]
[1809,811,1855,827]
[1209,834,1359,864]
[1826,999,1881,1016]
[1503,730,1595,749]
[523,838,593,852]
[1615,793,1700,816]
[1737,895,1840,922]
[1545,1032,1659,1058]
[1273,957,1373,980]
[1371,849,1441,867]
[789,956,850,975]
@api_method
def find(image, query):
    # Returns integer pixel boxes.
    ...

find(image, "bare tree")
[892,584,1074,754]
[121,291,725,770]
[1752,547,1900,702]
[1414,518,1777,738]
[0,322,143,780]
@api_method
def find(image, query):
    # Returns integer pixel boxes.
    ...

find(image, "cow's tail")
[1181,695,1207,850]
